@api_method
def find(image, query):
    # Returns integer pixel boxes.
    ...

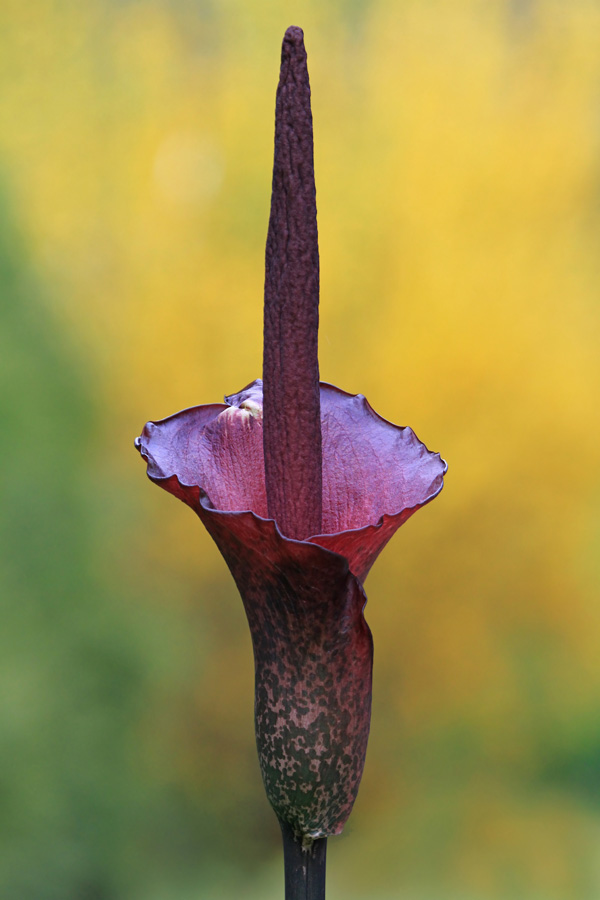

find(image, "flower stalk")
[280,821,327,900]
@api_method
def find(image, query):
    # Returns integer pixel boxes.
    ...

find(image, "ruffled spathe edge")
[135,380,447,583]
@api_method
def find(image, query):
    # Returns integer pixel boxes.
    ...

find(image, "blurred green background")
[1,1,600,897]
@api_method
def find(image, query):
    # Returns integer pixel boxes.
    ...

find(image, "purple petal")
[137,393,267,517]
[310,384,446,580]
[138,380,446,580]
[137,379,446,581]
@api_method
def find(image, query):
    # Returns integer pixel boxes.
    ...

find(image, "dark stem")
[263,25,323,541]
[280,819,327,900]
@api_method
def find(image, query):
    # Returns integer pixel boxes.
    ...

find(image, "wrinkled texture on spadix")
[136,380,446,839]
[263,25,322,541]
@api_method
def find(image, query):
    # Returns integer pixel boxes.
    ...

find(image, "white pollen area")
[239,400,262,418]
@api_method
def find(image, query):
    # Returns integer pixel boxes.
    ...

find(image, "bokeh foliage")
[1,1,599,898]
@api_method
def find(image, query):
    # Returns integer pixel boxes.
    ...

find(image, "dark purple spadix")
[263,26,322,541]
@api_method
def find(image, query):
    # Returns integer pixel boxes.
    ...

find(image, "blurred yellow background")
[1,1,599,898]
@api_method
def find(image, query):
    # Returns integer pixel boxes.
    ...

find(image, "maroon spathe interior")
[138,379,446,543]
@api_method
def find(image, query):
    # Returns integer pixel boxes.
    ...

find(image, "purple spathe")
[135,380,446,838]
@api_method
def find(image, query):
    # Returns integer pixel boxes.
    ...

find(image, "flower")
[135,26,446,844]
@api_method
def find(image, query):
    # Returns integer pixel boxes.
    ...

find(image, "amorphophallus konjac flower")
[136,25,446,900]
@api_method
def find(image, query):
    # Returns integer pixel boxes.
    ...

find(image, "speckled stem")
[263,25,322,541]
[281,820,327,900]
